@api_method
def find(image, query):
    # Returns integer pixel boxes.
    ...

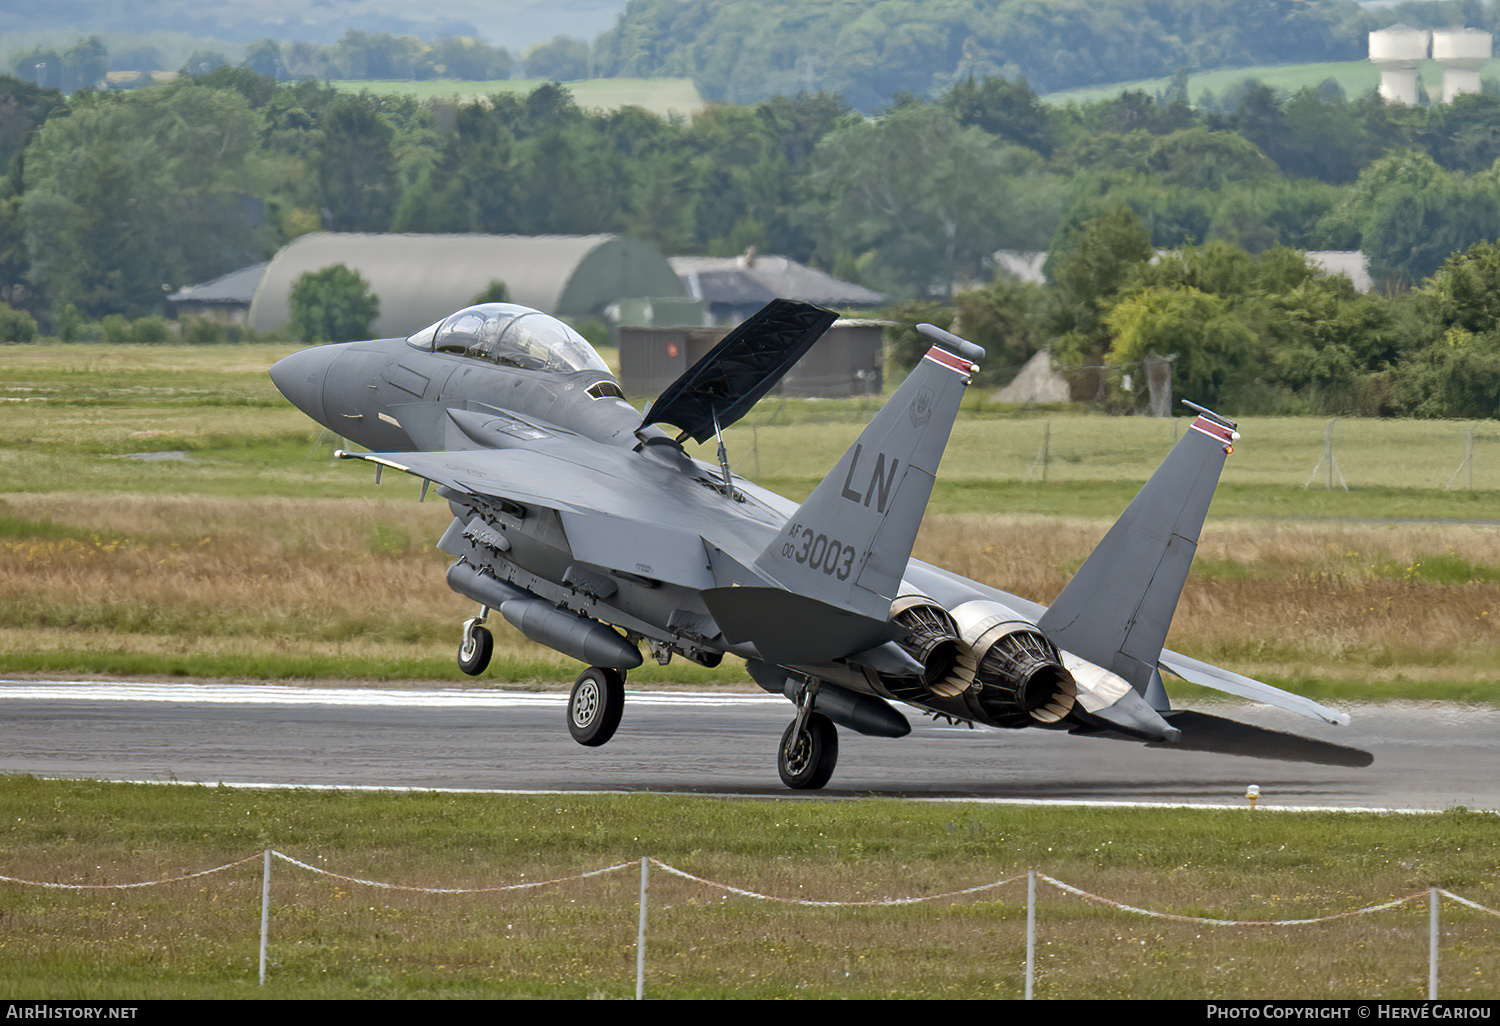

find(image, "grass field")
[0,777,1496,999]
[2,341,1499,697]
[329,76,707,118]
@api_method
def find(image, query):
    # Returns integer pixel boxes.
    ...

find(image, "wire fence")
[5,851,1497,999]
[708,409,1500,493]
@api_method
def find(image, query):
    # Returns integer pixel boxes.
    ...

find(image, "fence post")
[1305,419,1349,490]
[1025,870,1036,1000]
[259,849,271,986]
[1027,424,1050,482]
[1429,888,1439,999]
[1446,426,1475,491]
[636,856,649,1000]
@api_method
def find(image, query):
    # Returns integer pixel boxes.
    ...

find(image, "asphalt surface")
[2,680,1497,811]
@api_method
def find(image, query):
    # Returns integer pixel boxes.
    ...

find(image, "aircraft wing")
[334,441,784,581]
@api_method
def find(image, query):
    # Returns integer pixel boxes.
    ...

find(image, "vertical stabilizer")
[752,325,983,621]
[1038,411,1238,693]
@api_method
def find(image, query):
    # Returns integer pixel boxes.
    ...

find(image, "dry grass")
[919,516,1500,690]
[1,493,1498,694]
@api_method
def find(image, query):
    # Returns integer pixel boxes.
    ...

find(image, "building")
[619,318,886,399]
[670,250,884,325]
[992,249,1373,293]
[1369,25,1494,105]
[247,232,685,339]
[166,262,267,324]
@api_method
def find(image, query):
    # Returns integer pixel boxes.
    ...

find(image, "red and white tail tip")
[923,345,978,376]
[1189,415,1239,453]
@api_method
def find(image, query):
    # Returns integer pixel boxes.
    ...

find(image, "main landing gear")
[568,666,625,746]
[779,683,839,790]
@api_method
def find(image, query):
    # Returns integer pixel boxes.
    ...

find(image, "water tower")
[1369,25,1430,105]
[1432,28,1493,102]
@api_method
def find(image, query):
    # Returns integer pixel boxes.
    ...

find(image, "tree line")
[8,30,589,90]
[596,0,1500,110]
[4,65,1500,417]
[891,212,1500,420]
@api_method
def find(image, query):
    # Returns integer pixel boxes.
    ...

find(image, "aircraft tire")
[458,623,494,676]
[778,712,839,790]
[568,667,625,746]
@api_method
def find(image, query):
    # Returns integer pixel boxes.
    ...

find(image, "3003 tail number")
[781,523,856,580]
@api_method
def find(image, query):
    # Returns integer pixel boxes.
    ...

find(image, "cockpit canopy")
[406,303,610,375]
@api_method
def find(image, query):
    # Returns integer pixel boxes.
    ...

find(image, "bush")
[289,264,379,343]
[129,316,171,345]
[179,316,227,345]
[100,315,131,343]
[53,304,84,343]
[0,302,37,343]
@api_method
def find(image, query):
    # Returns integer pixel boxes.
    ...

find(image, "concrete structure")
[248,233,685,339]
[992,250,1048,285]
[1306,251,1374,294]
[992,249,1370,293]
[671,250,884,325]
[995,349,1069,405]
[1370,25,1430,105]
[1432,29,1493,102]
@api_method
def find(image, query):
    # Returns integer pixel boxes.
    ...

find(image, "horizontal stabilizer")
[1154,710,1374,767]
[702,586,901,665]
[1159,650,1351,726]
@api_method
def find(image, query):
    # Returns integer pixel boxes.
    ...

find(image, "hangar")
[246,232,685,338]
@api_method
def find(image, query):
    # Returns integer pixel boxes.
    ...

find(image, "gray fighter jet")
[270,298,1370,789]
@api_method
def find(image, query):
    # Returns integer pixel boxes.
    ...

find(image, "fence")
[709,410,1500,494]
[4,852,1497,999]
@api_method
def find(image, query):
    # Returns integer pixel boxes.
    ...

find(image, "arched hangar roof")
[248,232,685,338]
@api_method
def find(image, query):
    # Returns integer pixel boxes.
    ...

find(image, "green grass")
[1043,58,1500,105]
[0,646,746,687]
[1,777,1496,999]
[329,77,707,118]
[8,341,1500,510]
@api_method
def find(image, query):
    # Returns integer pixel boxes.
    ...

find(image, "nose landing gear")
[458,613,494,676]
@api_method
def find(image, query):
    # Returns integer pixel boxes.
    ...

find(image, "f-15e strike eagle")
[269,298,1371,789]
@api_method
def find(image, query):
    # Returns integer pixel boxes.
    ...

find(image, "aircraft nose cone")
[269,345,336,423]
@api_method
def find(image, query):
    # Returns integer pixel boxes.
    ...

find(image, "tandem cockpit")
[407,303,617,379]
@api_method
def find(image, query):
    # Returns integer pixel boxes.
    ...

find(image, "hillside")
[331,76,705,118]
[0,0,630,52]
[593,0,1381,110]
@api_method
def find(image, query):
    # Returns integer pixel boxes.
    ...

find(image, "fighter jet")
[269,298,1371,789]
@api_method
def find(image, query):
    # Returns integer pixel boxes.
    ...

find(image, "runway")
[1,680,1497,811]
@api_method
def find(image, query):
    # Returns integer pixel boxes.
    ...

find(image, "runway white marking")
[29,776,1467,816]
